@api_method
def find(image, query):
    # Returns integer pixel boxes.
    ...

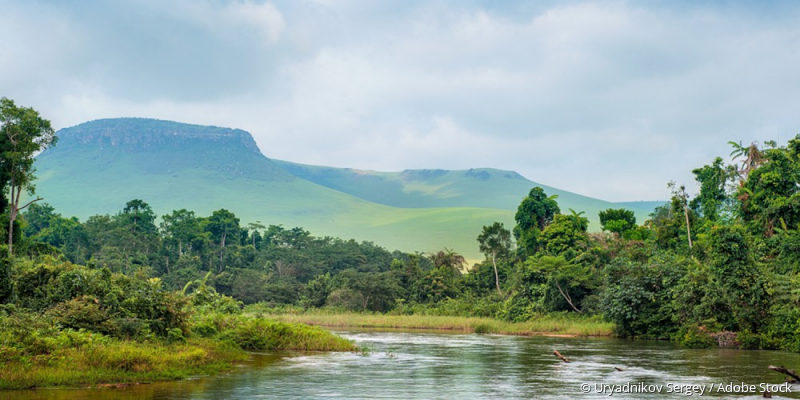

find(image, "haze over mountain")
[34,118,656,260]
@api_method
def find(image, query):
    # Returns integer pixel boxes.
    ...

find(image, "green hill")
[33,118,651,261]
[615,201,667,216]
[274,160,653,227]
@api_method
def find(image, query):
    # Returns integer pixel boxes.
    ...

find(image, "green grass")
[192,313,358,352]
[275,160,655,226]
[0,338,246,390]
[0,311,356,389]
[254,311,615,337]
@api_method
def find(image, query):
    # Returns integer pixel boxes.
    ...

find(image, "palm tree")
[567,208,589,231]
[429,248,466,277]
[728,140,764,180]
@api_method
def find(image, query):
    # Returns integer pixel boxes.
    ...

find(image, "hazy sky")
[3,0,800,201]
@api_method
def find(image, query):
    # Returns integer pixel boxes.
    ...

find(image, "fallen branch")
[553,350,569,363]
[768,365,800,383]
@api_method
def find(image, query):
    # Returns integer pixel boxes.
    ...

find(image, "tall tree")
[690,157,734,222]
[477,222,512,295]
[205,209,240,271]
[247,221,266,248]
[120,199,157,235]
[728,140,765,181]
[668,182,693,250]
[161,209,201,257]
[513,187,560,256]
[539,214,589,260]
[429,248,466,277]
[0,98,57,255]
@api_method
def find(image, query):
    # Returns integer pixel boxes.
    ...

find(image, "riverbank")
[253,310,614,337]
[0,337,245,390]
[0,314,357,390]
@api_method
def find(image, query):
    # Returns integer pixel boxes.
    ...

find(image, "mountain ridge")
[34,118,658,260]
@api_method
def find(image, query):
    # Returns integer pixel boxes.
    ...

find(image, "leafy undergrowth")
[0,312,355,390]
[192,313,358,351]
[0,334,245,390]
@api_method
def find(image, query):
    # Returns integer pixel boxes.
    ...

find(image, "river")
[6,329,800,399]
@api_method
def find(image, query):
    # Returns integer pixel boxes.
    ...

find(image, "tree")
[247,221,266,248]
[429,248,466,277]
[598,208,637,237]
[205,209,241,271]
[539,214,589,260]
[531,256,589,313]
[706,225,769,331]
[477,222,512,295]
[0,98,57,256]
[735,136,800,236]
[161,209,202,257]
[120,199,157,235]
[690,157,734,222]
[668,182,693,250]
[729,140,765,181]
[514,187,559,256]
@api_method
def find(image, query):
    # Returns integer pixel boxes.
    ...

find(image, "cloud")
[3,0,800,201]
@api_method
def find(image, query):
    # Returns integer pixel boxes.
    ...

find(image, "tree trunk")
[362,293,370,311]
[683,202,693,249]
[219,231,226,272]
[768,365,800,382]
[6,180,42,256]
[554,280,582,313]
[492,252,502,295]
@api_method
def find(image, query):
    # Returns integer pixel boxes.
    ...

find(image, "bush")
[675,325,716,348]
[47,295,118,335]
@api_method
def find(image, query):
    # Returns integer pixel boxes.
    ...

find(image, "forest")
[2,96,800,387]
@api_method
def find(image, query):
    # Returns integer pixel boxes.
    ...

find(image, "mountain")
[275,160,656,226]
[615,201,667,215]
[34,118,651,261]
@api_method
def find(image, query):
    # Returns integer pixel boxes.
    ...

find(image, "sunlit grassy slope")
[274,160,655,225]
[34,118,655,261]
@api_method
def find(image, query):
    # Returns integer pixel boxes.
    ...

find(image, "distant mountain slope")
[615,201,667,216]
[52,118,295,182]
[35,119,513,260]
[33,118,651,261]
[274,160,652,227]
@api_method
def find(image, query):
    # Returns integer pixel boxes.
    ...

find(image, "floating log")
[553,350,570,363]
[767,365,800,383]
[614,367,623,372]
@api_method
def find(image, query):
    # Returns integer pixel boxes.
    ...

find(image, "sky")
[2,0,800,202]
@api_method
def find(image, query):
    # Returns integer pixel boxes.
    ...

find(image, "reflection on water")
[6,330,800,399]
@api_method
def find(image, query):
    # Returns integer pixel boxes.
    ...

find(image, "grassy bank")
[0,337,245,390]
[252,310,614,337]
[0,313,356,390]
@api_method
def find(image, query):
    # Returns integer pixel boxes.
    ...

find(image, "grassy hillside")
[615,201,667,215]
[33,118,653,262]
[275,160,653,227]
[35,119,514,261]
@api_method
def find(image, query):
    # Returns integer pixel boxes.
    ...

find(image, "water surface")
[7,330,800,399]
